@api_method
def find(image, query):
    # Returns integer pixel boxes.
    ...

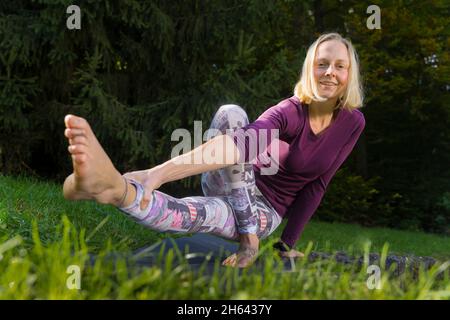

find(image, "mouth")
[320,81,338,86]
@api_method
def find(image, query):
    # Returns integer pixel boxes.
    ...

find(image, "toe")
[65,114,88,130]
[71,153,87,164]
[68,144,87,154]
[65,128,86,139]
[64,114,72,128]
[65,114,77,128]
[69,135,88,146]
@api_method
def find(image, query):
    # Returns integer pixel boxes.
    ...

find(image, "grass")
[274,220,450,260]
[0,174,166,251]
[0,174,449,299]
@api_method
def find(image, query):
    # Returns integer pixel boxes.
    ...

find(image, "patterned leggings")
[119,104,282,241]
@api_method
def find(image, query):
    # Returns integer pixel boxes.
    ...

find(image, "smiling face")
[314,40,350,100]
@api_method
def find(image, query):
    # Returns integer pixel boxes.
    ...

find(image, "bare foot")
[62,114,127,206]
[222,233,259,268]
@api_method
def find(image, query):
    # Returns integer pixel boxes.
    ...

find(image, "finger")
[140,198,149,210]
[139,192,153,210]
[222,255,233,263]
[222,254,236,266]
[223,258,236,267]
[287,251,304,258]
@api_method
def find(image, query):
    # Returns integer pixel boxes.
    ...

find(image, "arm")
[151,134,241,185]
[280,115,366,249]
[124,98,299,208]
[151,98,300,184]
[123,133,240,209]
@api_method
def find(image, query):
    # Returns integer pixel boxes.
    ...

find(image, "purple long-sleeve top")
[227,95,366,248]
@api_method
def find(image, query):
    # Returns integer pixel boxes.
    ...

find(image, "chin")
[318,91,338,100]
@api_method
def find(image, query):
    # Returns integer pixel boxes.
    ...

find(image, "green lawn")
[0,174,448,299]
[273,220,450,260]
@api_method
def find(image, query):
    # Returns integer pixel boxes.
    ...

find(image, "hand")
[278,249,305,259]
[123,167,163,210]
[273,241,305,259]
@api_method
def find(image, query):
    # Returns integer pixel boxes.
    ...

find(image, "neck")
[309,98,340,119]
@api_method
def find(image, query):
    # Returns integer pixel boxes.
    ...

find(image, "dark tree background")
[1,0,449,235]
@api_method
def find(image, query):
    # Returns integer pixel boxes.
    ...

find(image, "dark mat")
[89,234,445,278]
[127,234,446,278]
[136,233,236,257]
[129,234,300,274]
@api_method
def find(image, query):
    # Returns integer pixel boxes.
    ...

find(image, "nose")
[325,65,337,77]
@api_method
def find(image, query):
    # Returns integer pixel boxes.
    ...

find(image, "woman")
[62,32,365,268]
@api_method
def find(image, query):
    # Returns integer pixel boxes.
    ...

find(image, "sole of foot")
[62,114,125,206]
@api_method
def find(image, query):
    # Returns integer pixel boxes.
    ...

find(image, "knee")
[217,104,244,113]
[216,104,249,129]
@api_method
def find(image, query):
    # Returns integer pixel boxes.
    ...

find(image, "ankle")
[110,178,137,208]
[239,233,259,247]
[108,177,127,207]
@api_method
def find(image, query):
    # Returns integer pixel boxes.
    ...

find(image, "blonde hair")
[294,33,364,111]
